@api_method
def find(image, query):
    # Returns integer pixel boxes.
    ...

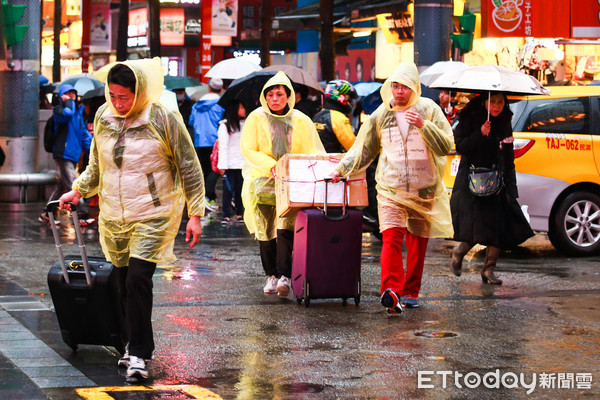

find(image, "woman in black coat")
[450,92,533,284]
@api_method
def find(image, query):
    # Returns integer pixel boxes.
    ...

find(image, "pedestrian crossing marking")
[76,385,223,399]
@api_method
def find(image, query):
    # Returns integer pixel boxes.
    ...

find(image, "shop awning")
[272,0,409,31]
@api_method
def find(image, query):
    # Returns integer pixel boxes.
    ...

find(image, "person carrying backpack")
[40,84,94,226]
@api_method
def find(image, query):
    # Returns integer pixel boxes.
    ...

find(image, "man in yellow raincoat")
[331,62,453,313]
[59,58,205,379]
[240,71,325,297]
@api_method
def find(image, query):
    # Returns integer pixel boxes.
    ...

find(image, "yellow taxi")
[444,86,600,256]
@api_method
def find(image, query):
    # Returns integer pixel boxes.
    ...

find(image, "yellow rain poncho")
[240,71,325,240]
[73,58,205,267]
[335,62,454,238]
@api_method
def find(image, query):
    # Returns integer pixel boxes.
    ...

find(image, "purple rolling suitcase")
[291,178,362,307]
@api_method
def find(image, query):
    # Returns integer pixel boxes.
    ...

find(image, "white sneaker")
[127,356,149,380]
[263,275,278,294]
[117,350,130,368]
[276,276,291,297]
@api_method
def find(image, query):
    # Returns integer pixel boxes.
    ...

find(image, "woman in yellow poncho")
[331,62,454,313]
[59,58,205,379]
[240,71,325,297]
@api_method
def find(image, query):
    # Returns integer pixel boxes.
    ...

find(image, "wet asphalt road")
[0,205,599,399]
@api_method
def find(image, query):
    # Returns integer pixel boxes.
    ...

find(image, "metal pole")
[413,0,453,100]
[53,0,61,81]
[319,0,335,82]
[116,0,129,61]
[260,0,272,67]
[0,0,42,203]
[148,0,161,59]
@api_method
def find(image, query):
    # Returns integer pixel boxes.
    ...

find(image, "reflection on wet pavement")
[0,208,599,398]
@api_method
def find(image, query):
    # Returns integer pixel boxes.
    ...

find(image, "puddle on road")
[414,330,458,338]
[159,264,214,281]
[279,382,328,394]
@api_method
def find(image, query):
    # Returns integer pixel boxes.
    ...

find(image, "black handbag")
[468,164,503,196]
[468,146,504,197]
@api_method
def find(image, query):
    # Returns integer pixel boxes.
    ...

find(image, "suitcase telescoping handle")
[322,177,348,221]
[45,200,93,286]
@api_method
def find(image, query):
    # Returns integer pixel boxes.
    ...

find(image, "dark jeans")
[259,229,294,278]
[195,146,219,201]
[115,258,157,359]
[222,169,244,218]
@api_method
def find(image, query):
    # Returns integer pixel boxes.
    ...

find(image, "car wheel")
[549,191,600,256]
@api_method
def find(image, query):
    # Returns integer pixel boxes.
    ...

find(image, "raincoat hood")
[258,71,296,117]
[380,62,421,112]
[192,98,221,112]
[59,84,77,97]
[104,57,164,119]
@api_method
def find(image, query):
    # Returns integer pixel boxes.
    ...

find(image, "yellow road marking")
[76,385,223,399]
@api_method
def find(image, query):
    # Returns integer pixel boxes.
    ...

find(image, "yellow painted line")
[76,385,223,399]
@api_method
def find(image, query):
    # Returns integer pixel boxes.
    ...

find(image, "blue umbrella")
[360,88,382,115]
[39,75,49,86]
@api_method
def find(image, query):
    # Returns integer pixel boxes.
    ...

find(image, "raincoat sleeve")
[72,105,106,197]
[415,99,454,156]
[335,109,382,176]
[240,111,278,176]
[162,107,206,217]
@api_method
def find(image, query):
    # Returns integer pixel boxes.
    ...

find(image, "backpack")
[43,115,56,153]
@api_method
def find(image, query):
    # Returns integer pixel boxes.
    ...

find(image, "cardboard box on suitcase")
[291,180,362,307]
[45,201,125,354]
[275,153,368,217]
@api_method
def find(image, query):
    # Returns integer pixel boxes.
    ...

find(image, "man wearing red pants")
[330,62,454,314]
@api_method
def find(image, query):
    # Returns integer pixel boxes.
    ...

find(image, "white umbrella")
[205,58,262,80]
[354,82,382,97]
[429,64,549,96]
[429,65,549,120]
[185,85,209,101]
[419,60,468,86]
[158,89,178,112]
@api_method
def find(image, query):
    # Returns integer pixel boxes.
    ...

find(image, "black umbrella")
[218,71,276,113]
[81,85,105,102]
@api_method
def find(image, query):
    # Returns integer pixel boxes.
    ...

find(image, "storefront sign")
[212,0,238,36]
[482,0,570,38]
[128,8,148,48]
[160,8,185,46]
[571,0,600,38]
[90,0,111,52]
[377,12,413,44]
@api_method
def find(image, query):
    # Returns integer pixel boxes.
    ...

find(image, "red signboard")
[571,0,600,38]
[482,0,570,38]
[160,8,185,46]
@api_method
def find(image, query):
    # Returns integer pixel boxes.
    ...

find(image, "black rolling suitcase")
[46,201,125,354]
